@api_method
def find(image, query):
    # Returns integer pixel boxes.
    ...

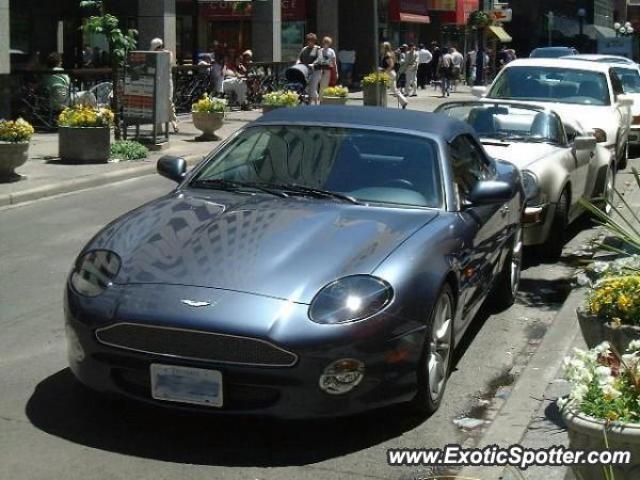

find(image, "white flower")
[622,353,639,367]
[602,384,622,400]
[628,340,640,353]
[570,384,589,403]
[594,342,612,356]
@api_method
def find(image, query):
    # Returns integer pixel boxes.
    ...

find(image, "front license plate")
[150,364,223,407]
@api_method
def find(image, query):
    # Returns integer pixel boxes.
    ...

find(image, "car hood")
[94,191,438,304]
[482,142,561,169]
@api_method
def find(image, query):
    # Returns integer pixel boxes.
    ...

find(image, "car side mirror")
[471,86,487,98]
[618,94,634,107]
[158,155,187,183]
[574,135,597,151]
[467,180,513,205]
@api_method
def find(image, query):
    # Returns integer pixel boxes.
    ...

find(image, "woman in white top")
[312,36,337,105]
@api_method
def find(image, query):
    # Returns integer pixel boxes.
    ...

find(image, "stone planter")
[0,142,29,180]
[577,307,640,352]
[59,126,110,163]
[362,84,388,107]
[321,96,348,105]
[563,408,640,479]
[192,111,224,141]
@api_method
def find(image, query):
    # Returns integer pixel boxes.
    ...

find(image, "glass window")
[449,135,492,202]
[613,67,640,94]
[192,126,443,208]
[489,66,611,106]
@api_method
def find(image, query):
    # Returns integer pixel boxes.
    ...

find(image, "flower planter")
[192,111,224,141]
[362,84,388,107]
[577,307,640,352]
[59,126,110,163]
[563,408,640,479]
[321,96,348,106]
[0,142,29,180]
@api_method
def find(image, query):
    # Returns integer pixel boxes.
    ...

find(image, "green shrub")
[109,140,149,161]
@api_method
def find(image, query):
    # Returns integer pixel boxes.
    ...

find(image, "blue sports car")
[64,106,525,418]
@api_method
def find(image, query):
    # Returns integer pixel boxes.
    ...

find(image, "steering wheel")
[383,178,415,189]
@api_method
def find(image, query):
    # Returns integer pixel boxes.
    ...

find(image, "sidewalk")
[1,86,473,208]
[462,158,640,480]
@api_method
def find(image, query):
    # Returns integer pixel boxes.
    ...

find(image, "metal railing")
[6,62,293,129]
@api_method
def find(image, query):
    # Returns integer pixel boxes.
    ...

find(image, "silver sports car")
[437,101,612,257]
[64,106,525,418]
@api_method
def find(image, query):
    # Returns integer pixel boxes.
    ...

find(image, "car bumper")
[521,203,555,246]
[64,283,425,419]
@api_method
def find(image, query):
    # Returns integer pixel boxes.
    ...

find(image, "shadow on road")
[26,369,424,467]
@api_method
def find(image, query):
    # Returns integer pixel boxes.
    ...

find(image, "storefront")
[437,0,479,51]
[380,0,431,46]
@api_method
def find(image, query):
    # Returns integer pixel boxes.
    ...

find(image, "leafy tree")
[80,1,137,139]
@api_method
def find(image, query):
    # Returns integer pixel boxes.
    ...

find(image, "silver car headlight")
[521,170,541,204]
[309,275,394,324]
[70,250,121,297]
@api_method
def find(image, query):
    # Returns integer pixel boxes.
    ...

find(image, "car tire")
[596,164,616,216]
[618,141,628,171]
[489,226,522,311]
[409,284,455,416]
[544,188,569,259]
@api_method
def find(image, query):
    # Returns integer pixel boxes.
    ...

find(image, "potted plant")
[192,94,227,141]
[58,105,114,163]
[0,118,34,181]
[321,86,349,105]
[361,72,389,107]
[262,90,300,113]
[559,341,640,479]
[468,10,493,28]
[578,274,640,352]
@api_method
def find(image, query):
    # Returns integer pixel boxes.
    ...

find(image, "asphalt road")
[0,172,600,480]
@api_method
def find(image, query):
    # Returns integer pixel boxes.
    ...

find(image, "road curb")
[460,288,585,480]
[0,154,204,208]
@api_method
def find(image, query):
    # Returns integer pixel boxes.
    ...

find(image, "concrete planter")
[563,408,640,479]
[321,96,348,105]
[192,111,224,141]
[0,142,29,180]
[362,84,388,107]
[577,307,640,352]
[59,127,110,163]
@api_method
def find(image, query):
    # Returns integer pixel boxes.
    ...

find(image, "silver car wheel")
[603,166,615,216]
[428,292,452,403]
[510,227,523,298]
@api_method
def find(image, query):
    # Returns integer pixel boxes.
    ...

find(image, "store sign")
[201,0,305,21]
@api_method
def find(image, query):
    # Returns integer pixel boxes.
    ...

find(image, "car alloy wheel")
[603,166,615,216]
[509,227,523,299]
[428,290,453,404]
[544,188,569,259]
[489,226,522,310]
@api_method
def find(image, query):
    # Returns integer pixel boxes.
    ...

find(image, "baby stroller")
[284,64,310,105]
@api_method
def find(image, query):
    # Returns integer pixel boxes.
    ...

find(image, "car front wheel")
[544,188,569,259]
[409,284,454,416]
[489,226,522,311]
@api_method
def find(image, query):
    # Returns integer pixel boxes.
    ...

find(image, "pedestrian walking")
[417,43,432,89]
[429,42,442,85]
[337,46,356,87]
[437,48,453,97]
[449,47,464,92]
[404,43,419,97]
[297,33,321,104]
[396,44,408,94]
[150,37,179,133]
[380,42,407,109]
[313,36,338,103]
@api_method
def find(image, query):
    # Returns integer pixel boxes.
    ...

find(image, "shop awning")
[488,26,512,43]
[399,13,431,23]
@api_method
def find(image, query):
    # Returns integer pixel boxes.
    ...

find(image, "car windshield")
[530,48,575,58]
[191,126,443,208]
[488,66,611,106]
[614,67,640,94]
[438,103,564,144]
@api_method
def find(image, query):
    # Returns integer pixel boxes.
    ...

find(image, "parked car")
[563,54,640,149]
[530,46,579,58]
[472,58,634,170]
[436,101,612,257]
[64,106,525,418]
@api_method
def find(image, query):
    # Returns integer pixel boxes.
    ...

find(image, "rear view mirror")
[618,94,634,107]
[468,180,513,205]
[574,136,597,151]
[471,86,488,98]
[158,155,187,183]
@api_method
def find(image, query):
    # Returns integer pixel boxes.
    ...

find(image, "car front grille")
[95,323,298,367]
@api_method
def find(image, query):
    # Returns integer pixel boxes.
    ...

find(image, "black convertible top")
[253,105,476,143]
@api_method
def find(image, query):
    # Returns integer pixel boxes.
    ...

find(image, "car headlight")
[521,170,541,204]
[70,250,121,297]
[309,275,393,324]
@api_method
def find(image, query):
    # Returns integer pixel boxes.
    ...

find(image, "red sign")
[201,0,306,21]
[440,0,479,24]
[389,0,430,23]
